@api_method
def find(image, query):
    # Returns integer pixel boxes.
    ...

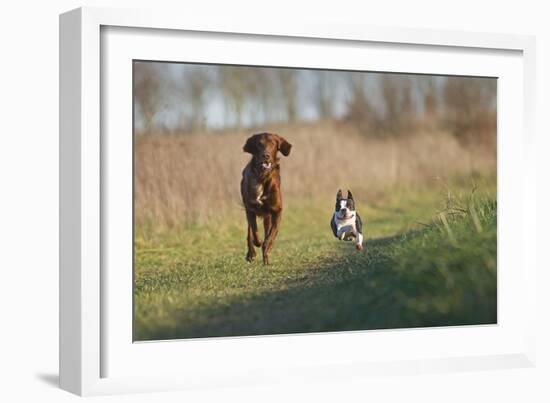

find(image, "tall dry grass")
[135,120,496,228]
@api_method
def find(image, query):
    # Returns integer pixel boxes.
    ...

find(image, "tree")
[442,76,497,147]
[345,73,377,134]
[133,63,162,133]
[220,66,250,128]
[421,76,438,118]
[277,69,298,122]
[184,66,210,131]
[380,75,414,134]
[313,71,336,119]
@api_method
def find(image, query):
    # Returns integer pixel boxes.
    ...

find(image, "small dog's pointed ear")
[347,190,354,200]
[243,135,257,154]
[336,189,343,200]
[276,135,292,157]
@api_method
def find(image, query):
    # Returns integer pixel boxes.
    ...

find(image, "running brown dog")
[240,132,292,265]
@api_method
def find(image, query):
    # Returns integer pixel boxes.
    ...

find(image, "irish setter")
[240,133,292,265]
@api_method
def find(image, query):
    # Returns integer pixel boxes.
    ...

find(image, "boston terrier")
[330,189,364,250]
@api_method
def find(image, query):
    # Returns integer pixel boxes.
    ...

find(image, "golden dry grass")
[134,120,496,228]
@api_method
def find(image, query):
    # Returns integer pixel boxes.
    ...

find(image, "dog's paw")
[246,252,256,262]
[355,243,363,251]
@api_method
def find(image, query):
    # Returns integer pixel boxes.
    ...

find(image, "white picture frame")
[59,6,537,396]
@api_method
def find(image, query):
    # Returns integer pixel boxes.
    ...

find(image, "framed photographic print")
[60,7,537,396]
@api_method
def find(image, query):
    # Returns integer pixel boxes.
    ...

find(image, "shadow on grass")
[137,231,497,342]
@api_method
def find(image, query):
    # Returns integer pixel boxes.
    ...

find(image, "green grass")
[134,184,497,341]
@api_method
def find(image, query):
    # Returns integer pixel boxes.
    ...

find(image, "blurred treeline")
[134,62,496,147]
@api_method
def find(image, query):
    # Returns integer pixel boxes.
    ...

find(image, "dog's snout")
[340,207,348,213]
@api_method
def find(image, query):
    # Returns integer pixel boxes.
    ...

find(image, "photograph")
[133,61,497,341]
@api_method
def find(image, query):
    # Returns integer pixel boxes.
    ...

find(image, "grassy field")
[134,182,497,341]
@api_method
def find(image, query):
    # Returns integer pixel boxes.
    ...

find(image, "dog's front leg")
[245,210,261,262]
[263,214,272,244]
[262,211,281,265]
[336,226,347,240]
[355,231,364,250]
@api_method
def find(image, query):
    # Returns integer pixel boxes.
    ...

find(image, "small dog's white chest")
[333,214,357,240]
[333,214,356,230]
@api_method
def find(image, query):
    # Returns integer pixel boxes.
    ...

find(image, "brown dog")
[240,133,292,265]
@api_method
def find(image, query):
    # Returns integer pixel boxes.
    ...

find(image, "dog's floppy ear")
[347,190,354,200]
[336,189,343,200]
[276,134,292,157]
[243,134,258,154]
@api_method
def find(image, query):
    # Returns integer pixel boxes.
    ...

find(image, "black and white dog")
[330,189,364,250]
